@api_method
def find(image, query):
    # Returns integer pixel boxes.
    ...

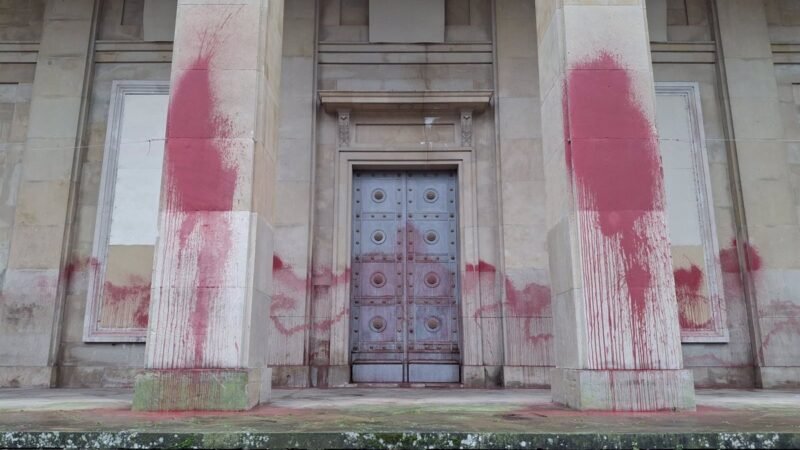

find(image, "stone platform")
[1,388,799,449]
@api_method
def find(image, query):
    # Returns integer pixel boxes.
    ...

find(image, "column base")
[311,365,351,387]
[133,368,270,411]
[757,367,800,388]
[271,365,310,387]
[462,365,502,387]
[551,368,696,411]
[502,366,551,388]
[0,366,56,388]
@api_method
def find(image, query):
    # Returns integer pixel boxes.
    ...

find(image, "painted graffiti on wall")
[271,255,349,336]
[465,261,553,360]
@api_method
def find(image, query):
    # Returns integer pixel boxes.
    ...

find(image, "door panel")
[351,170,460,383]
[351,172,404,375]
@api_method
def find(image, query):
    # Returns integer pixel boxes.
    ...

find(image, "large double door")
[350,170,460,383]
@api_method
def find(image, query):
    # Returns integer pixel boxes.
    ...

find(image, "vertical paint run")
[159,36,238,367]
[566,52,678,369]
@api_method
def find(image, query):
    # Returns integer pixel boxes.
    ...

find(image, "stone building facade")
[0,0,798,411]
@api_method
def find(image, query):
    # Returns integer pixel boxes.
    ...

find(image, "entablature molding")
[319,90,493,114]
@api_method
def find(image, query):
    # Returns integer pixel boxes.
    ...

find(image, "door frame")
[330,151,482,380]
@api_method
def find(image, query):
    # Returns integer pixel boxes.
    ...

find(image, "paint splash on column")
[157,31,238,367]
[566,52,679,369]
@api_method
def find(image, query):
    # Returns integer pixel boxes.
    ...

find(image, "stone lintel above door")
[319,90,493,114]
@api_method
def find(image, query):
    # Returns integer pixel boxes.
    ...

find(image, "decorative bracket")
[460,109,473,147]
[338,109,351,147]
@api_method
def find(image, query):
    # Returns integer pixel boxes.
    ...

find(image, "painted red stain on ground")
[673,264,711,330]
[566,51,673,368]
[719,239,762,274]
[161,35,238,365]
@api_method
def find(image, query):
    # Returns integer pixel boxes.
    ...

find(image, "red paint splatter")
[566,51,675,369]
[466,261,553,345]
[505,277,551,318]
[471,302,502,320]
[164,59,236,213]
[160,32,238,366]
[466,261,497,274]
[673,265,711,330]
[103,276,151,328]
[271,255,349,336]
[63,257,100,283]
[273,255,288,271]
[719,239,762,274]
[763,300,800,317]
[133,300,150,328]
[761,316,800,351]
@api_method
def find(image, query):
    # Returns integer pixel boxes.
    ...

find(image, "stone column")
[535,0,695,410]
[269,0,318,387]
[715,1,800,388]
[0,0,98,388]
[132,0,284,411]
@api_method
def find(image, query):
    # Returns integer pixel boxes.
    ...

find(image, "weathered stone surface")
[1,388,799,449]
[1,0,799,401]
[132,369,265,411]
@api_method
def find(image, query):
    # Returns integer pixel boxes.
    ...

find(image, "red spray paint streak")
[271,255,349,336]
[673,265,712,330]
[157,28,238,366]
[466,261,553,346]
[566,52,678,370]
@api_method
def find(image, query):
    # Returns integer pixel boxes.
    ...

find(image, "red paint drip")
[719,239,762,274]
[567,52,670,368]
[162,36,237,366]
[673,265,711,330]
